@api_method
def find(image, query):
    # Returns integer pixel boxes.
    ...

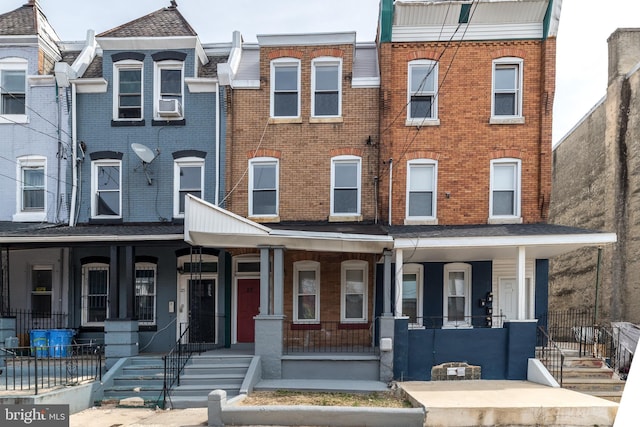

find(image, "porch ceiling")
[184,195,394,254]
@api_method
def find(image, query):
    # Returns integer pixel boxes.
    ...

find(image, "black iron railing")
[0,343,102,395]
[538,309,596,354]
[416,315,507,329]
[595,326,634,379]
[536,325,565,386]
[1,309,68,345]
[283,320,376,354]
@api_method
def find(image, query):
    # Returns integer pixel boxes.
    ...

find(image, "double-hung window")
[155,61,184,119]
[312,58,341,117]
[331,156,361,217]
[402,264,423,326]
[114,61,143,120]
[492,58,523,119]
[249,158,278,217]
[174,157,204,217]
[135,262,157,325]
[407,60,438,124]
[293,261,320,323]
[14,156,46,222]
[406,160,437,222]
[82,263,109,326]
[92,160,121,218]
[443,263,471,328]
[490,158,521,221]
[341,260,368,323]
[271,59,300,118]
[31,265,53,317]
[0,58,28,122]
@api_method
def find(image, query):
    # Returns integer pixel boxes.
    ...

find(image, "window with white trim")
[492,58,523,118]
[271,58,300,118]
[402,264,423,326]
[490,158,521,220]
[312,58,341,117]
[406,160,437,220]
[407,60,438,122]
[135,262,157,325]
[249,158,278,217]
[443,263,471,327]
[82,263,109,326]
[174,158,204,217]
[331,156,361,216]
[113,61,143,120]
[31,265,52,317]
[91,159,121,218]
[293,261,320,323]
[14,156,46,222]
[155,61,184,119]
[341,260,368,322]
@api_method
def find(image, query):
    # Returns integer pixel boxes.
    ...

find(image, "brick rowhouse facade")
[378,39,555,226]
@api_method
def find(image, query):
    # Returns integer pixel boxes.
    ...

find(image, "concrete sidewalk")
[70,406,208,427]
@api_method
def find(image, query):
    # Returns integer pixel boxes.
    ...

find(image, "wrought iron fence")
[283,320,376,354]
[536,325,565,386]
[1,309,68,346]
[0,343,102,395]
[538,309,596,353]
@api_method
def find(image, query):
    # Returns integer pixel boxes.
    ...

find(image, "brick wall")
[378,39,555,225]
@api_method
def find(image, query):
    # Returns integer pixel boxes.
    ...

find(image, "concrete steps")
[167,354,252,409]
[101,356,165,406]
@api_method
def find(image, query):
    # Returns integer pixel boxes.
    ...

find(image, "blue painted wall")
[75,48,218,223]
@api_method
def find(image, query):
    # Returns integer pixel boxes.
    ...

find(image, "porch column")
[383,250,392,316]
[108,246,119,318]
[259,247,270,315]
[122,246,135,320]
[273,247,284,316]
[394,248,404,317]
[517,246,526,320]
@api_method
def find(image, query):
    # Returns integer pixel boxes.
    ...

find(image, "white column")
[383,250,392,316]
[517,246,526,320]
[394,248,404,317]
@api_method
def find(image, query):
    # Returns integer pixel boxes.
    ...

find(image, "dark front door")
[189,278,215,343]
[237,278,260,342]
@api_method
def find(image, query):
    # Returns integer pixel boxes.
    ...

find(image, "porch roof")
[184,195,393,254]
[389,223,617,261]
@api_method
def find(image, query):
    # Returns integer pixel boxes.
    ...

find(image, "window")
[331,156,361,216]
[492,58,523,118]
[174,158,204,217]
[135,263,156,325]
[82,263,109,326]
[31,266,52,317]
[0,58,27,121]
[249,158,278,217]
[271,59,300,118]
[155,61,184,119]
[407,60,438,123]
[402,264,423,326]
[443,263,471,327]
[14,156,46,222]
[293,261,320,323]
[490,158,521,220]
[312,58,341,117]
[114,61,143,120]
[341,260,368,323]
[91,160,121,218]
[406,160,437,221]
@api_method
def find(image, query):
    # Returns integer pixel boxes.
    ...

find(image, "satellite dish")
[131,143,159,185]
[131,143,156,163]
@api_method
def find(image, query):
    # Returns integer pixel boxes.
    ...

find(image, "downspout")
[69,82,78,227]
[594,247,602,325]
[56,84,62,223]
[215,83,220,206]
[388,159,393,226]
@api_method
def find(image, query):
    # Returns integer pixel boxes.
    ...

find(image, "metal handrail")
[160,323,192,409]
[537,325,565,386]
[599,326,634,379]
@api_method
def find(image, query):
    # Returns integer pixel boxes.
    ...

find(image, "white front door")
[499,278,518,321]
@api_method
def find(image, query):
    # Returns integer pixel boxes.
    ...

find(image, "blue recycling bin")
[49,329,74,358]
[30,329,49,357]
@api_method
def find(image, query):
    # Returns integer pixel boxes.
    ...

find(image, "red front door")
[237,278,260,342]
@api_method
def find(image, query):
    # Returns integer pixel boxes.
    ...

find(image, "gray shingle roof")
[200,55,226,78]
[0,2,37,36]
[387,223,611,239]
[97,4,197,38]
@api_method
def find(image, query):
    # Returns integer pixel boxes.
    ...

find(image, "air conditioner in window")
[158,98,182,117]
